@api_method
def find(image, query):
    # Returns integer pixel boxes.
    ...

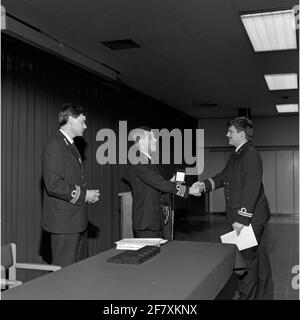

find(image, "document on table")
[220,224,258,251]
[115,238,168,250]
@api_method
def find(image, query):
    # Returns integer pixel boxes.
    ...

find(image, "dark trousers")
[238,227,273,300]
[51,229,87,267]
[134,229,163,238]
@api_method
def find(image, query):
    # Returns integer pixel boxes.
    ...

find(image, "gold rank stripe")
[238,210,253,217]
[208,178,215,191]
[176,184,186,197]
[70,185,81,204]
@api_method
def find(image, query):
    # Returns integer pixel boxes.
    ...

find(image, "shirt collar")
[59,129,74,144]
[140,150,152,160]
[235,141,247,153]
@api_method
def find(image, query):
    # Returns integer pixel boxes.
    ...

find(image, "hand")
[85,189,100,203]
[170,175,176,182]
[189,182,202,196]
[198,182,205,193]
[232,222,244,236]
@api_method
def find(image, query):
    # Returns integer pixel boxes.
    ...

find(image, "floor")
[174,213,300,300]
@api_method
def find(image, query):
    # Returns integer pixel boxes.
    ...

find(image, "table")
[1,241,243,300]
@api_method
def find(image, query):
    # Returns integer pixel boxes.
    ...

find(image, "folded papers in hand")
[220,224,258,251]
[107,246,161,265]
[115,238,168,250]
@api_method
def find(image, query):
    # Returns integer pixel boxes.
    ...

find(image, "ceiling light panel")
[276,104,298,113]
[241,10,297,52]
[264,73,298,90]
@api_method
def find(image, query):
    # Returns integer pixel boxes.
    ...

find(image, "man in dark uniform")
[198,117,273,300]
[42,103,100,267]
[129,126,201,238]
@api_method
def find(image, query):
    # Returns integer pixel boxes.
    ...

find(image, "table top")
[2,241,238,300]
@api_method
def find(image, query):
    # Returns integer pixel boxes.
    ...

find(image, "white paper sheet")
[220,224,258,251]
[115,238,168,250]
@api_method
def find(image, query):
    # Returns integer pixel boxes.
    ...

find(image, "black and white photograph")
[0,0,299,308]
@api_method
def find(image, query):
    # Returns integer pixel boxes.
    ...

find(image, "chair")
[1,243,61,290]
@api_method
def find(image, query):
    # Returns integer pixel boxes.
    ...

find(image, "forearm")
[201,172,224,193]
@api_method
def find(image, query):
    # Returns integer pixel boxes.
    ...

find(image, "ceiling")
[2,0,299,118]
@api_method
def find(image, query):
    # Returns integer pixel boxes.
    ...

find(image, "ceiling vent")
[101,39,140,50]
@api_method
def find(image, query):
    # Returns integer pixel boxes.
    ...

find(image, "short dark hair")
[229,116,253,141]
[58,103,86,126]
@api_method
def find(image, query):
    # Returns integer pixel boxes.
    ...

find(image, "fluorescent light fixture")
[241,10,297,51]
[264,73,298,90]
[276,104,298,113]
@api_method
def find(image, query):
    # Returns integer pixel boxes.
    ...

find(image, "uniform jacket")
[203,142,270,231]
[129,152,189,231]
[41,131,88,233]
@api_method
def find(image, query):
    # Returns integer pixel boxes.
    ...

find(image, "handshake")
[188,181,205,197]
[85,189,100,204]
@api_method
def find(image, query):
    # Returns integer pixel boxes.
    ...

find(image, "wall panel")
[294,150,299,215]
[276,151,294,214]
[207,149,298,216]
[260,151,276,214]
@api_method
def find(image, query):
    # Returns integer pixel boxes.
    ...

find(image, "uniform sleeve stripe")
[176,185,186,197]
[208,178,215,191]
[238,210,253,217]
[70,185,81,204]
